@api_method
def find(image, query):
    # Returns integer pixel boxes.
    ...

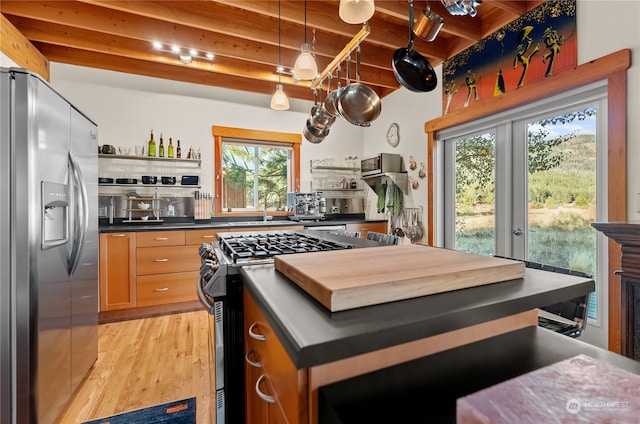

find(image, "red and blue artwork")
[442,0,577,115]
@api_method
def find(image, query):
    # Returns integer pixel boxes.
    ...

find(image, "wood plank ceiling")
[1,0,545,102]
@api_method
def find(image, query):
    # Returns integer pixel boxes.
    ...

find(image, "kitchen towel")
[82,397,195,424]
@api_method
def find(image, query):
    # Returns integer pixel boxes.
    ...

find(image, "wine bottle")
[148,130,156,157]
[168,138,174,158]
[159,133,165,157]
[176,140,182,158]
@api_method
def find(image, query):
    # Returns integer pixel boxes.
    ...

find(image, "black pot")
[101,144,116,154]
[392,1,438,93]
[115,178,137,184]
[161,176,176,185]
[142,175,157,184]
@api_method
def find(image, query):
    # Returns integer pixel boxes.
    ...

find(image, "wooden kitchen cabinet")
[345,222,387,239]
[244,290,308,424]
[99,232,136,311]
[134,230,199,307]
[185,228,228,245]
[99,227,212,317]
[136,271,199,307]
[136,245,201,275]
[136,230,186,247]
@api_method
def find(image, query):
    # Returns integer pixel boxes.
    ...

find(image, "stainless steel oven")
[196,231,361,424]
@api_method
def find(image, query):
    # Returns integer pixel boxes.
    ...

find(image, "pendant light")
[293,0,318,81]
[271,0,290,110]
[339,0,375,24]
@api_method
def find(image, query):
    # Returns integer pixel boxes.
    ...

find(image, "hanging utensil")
[413,0,444,42]
[311,82,336,129]
[324,66,343,118]
[337,45,382,127]
[303,118,329,144]
[392,0,438,92]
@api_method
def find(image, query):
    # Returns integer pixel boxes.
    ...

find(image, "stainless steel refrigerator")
[1,68,99,424]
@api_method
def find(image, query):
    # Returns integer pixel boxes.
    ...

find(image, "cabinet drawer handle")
[154,287,169,292]
[201,235,215,239]
[154,258,169,262]
[245,349,261,368]
[255,374,276,404]
[111,234,126,237]
[154,237,169,241]
[248,322,266,342]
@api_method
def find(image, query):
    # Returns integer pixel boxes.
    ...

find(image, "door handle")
[512,228,523,236]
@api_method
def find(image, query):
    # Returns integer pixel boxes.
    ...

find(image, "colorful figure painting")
[442,0,577,115]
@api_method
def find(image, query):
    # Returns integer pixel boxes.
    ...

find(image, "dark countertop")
[240,264,594,369]
[318,326,640,423]
[99,217,386,233]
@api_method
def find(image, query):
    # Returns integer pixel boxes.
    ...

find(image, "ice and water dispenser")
[41,181,69,249]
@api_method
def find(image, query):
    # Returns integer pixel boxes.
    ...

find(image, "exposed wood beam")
[8,15,400,90]
[39,44,318,101]
[0,13,49,80]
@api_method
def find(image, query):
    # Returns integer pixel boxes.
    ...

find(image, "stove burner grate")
[219,232,354,264]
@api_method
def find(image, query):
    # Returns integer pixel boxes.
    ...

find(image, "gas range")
[195,230,365,424]
[198,230,360,299]
[218,231,357,265]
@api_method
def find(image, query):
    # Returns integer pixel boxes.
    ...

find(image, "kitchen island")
[239,263,607,423]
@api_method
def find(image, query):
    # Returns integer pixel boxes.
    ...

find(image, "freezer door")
[0,68,13,424]
[28,71,73,424]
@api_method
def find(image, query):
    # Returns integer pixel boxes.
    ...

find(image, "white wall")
[1,52,19,67]
[49,64,364,197]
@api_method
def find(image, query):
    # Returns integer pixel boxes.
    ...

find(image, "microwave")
[361,153,403,177]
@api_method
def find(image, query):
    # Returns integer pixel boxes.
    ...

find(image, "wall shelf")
[99,154,201,165]
[99,183,200,188]
[310,166,360,172]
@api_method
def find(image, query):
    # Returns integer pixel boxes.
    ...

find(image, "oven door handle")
[197,277,215,314]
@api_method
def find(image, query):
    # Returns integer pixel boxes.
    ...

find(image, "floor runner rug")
[82,397,196,424]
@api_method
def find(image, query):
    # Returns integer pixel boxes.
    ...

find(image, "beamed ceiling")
[1,1,545,102]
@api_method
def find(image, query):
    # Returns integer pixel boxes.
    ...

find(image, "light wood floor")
[56,310,212,423]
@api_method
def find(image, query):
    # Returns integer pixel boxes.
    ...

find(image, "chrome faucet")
[263,190,280,221]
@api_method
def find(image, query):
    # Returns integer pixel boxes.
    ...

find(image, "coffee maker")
[287,192,325,221]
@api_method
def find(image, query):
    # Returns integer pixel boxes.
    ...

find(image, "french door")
[439,82,607,327]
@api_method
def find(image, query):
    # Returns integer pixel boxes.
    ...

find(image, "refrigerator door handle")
[68,152,88,276]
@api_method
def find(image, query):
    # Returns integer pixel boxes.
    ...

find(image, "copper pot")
[413,6,444,42]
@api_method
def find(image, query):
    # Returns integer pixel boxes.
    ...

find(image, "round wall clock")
[386,123,399,147]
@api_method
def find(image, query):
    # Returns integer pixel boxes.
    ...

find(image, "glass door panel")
[525,107,598,319]
[526,108,597,274]
[453,132,496,256]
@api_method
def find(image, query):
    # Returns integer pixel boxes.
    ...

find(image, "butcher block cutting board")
[274,245,525,312]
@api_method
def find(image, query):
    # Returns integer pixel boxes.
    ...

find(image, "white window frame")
[436,81,608,326]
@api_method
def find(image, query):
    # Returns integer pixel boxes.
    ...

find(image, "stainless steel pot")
[310,102,336,129]
[337,47,381,127]
[303,119,329,144]
[324,65,344,118]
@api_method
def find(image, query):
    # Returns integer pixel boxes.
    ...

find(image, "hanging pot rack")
[310,23,370,89]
